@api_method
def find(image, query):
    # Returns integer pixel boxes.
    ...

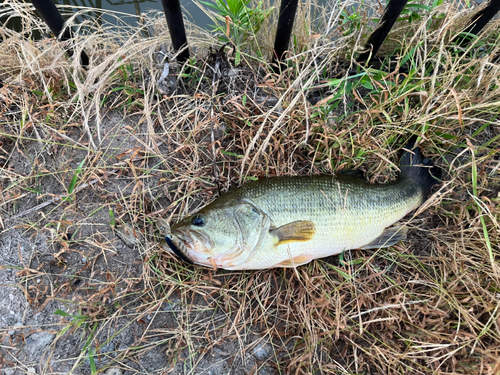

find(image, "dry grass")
[1,0,500,374]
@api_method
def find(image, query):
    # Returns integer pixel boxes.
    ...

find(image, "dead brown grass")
[1,0,499,374]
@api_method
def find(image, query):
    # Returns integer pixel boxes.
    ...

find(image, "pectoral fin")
[274,255,314,268]
[359,226,408,249]
[271,221,316,245]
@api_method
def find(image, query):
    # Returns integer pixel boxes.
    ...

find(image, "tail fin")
[399,138,441,198]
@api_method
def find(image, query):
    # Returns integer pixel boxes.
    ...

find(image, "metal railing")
[29,0,500,69]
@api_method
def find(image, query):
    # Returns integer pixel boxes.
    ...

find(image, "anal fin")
[360,226,408,249]
[274,255,314,268]
[271,221,316,245]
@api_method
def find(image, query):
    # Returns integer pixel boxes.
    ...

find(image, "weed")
[339,5,364,36]
[64,159,85,202]
[199,0,273,60]
[400,1,433,23]
[100,59,145,109]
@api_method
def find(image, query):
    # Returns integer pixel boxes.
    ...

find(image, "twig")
[350,300,427,319]
[209,47,224,192]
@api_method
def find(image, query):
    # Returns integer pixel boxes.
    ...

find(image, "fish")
[160,140,441,270]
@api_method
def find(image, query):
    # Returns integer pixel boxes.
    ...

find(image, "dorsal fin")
[336,169,365,180]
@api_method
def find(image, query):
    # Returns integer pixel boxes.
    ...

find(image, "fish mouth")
[165,230,214,265]
[164,235,193,264]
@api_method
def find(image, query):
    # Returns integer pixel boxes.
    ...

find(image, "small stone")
[3,368,15,375]
[252,343,269,360]
[105,368,122,375]
[22,332,55,359]
[101,342,115,353]
[8,322,22,335]
[162,299,181,312]
[147,315,151,320]
[27,367,36,375]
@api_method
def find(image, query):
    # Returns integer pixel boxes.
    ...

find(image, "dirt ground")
[1,109,291,374]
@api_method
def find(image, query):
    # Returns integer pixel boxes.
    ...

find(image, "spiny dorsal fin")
[271,221,316,245]
[359,226,408,249]
[336,169,365,180]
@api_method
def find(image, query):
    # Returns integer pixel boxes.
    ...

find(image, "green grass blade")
[67,159,85,195]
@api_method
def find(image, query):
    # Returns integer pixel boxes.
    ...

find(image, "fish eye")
[191,215,206,227]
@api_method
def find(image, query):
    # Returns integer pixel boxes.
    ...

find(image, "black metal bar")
[160,0,190,63]
[454,0,500,47]
[357,0,408,64]
[30,0,89,66]
[272,0,299,70]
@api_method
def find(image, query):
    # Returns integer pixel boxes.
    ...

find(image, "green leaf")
[406,4,432,11]
[326,78,343,88]
[67,159,85,195]
[326,263,352,281]
[54,309,72,317]
[221,150,243,158]
[400,44,420,67]
[88,348,97,374]
[109,209,116,226]
[199,0,219,10]
[361,78,374,90]
[435,132,457,140]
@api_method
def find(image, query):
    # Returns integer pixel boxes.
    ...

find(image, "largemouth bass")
[161,141,440,270]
